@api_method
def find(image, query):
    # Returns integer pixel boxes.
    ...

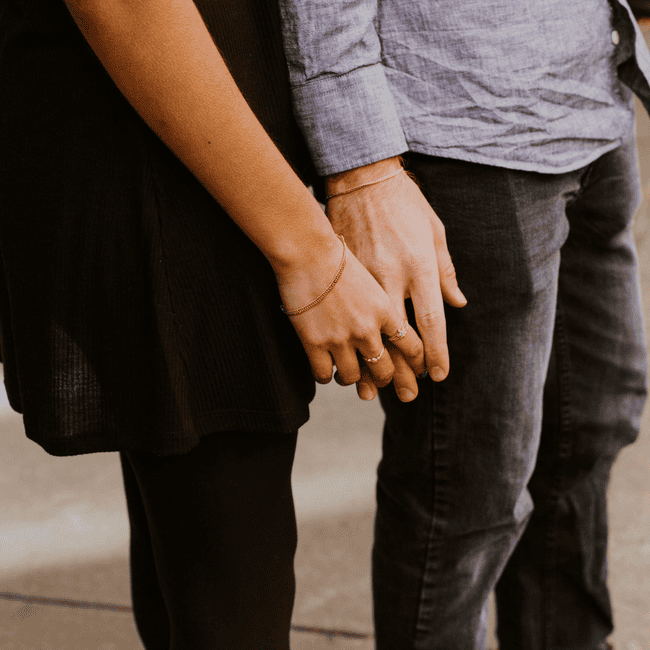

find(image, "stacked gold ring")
[388,320,409,341]
[363,348,386,364]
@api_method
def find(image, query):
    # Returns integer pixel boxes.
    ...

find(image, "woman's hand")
[63,0,424,401]
[275,235,426,394]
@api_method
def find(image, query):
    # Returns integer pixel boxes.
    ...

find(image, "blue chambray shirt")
[279,0,650,176]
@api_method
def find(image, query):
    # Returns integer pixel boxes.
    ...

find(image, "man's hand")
[326,156,467,400]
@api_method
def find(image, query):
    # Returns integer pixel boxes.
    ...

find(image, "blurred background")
[2,44,650,650]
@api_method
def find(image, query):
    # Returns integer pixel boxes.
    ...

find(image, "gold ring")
[363,348,386,364]
[388,320,409,341]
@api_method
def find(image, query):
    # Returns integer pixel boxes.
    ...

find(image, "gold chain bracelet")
[325,168,404,200]
[281,235,347,316]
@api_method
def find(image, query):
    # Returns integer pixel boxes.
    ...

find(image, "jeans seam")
[413,384,451,647]
[543,304,575,649]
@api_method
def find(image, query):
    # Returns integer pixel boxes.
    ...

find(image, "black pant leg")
[120,430,299,650]
[120,452,172,649]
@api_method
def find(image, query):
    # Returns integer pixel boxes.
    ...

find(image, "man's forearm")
[279,0,407,176]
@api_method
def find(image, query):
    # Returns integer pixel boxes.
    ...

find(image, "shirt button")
[612,29,620,45]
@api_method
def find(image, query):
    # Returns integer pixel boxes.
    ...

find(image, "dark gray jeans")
[374,140,648,649]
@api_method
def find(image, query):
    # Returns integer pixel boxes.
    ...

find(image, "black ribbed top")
[0,0,317,455]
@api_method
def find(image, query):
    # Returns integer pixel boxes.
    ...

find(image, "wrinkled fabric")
[279,0,650,175]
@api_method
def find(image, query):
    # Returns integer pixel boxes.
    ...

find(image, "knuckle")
[433,219,447,240]
[401,337,424,358]
[339,372,361,386]
[372,368,393,386]
[377,295,392,314]
[418,311,444,331]
[440,258,457,280]
[353,323,376,343]
[324,333,347,349]
[411,263,438,285]
[311,326,348,351]
[392,368,413,385]
[307,334,331,350]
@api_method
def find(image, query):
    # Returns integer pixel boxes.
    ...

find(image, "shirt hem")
[405,140,626,175]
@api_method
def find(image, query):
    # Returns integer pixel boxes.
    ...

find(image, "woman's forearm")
[64,0,339,271]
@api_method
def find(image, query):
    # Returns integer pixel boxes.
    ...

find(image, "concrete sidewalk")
[3,66,650,650]
[0,377,381,650]
[1,360,649,649]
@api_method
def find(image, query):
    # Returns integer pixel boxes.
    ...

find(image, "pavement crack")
[0,592,374,640]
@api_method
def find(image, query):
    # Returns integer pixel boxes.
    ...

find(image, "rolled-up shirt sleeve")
[279,0,408,176]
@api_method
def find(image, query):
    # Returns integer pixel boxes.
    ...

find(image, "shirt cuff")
[291,63,408,176]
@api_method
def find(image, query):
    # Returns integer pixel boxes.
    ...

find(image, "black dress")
[0,0,318,456]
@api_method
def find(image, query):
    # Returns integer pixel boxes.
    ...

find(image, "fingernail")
[456,288,468,305]
[397,388,415,402]
[359,384,376,401]
[431,367,447,382]
[418,370,429,379]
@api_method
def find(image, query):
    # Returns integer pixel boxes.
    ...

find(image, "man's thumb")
[438,252,467,307]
